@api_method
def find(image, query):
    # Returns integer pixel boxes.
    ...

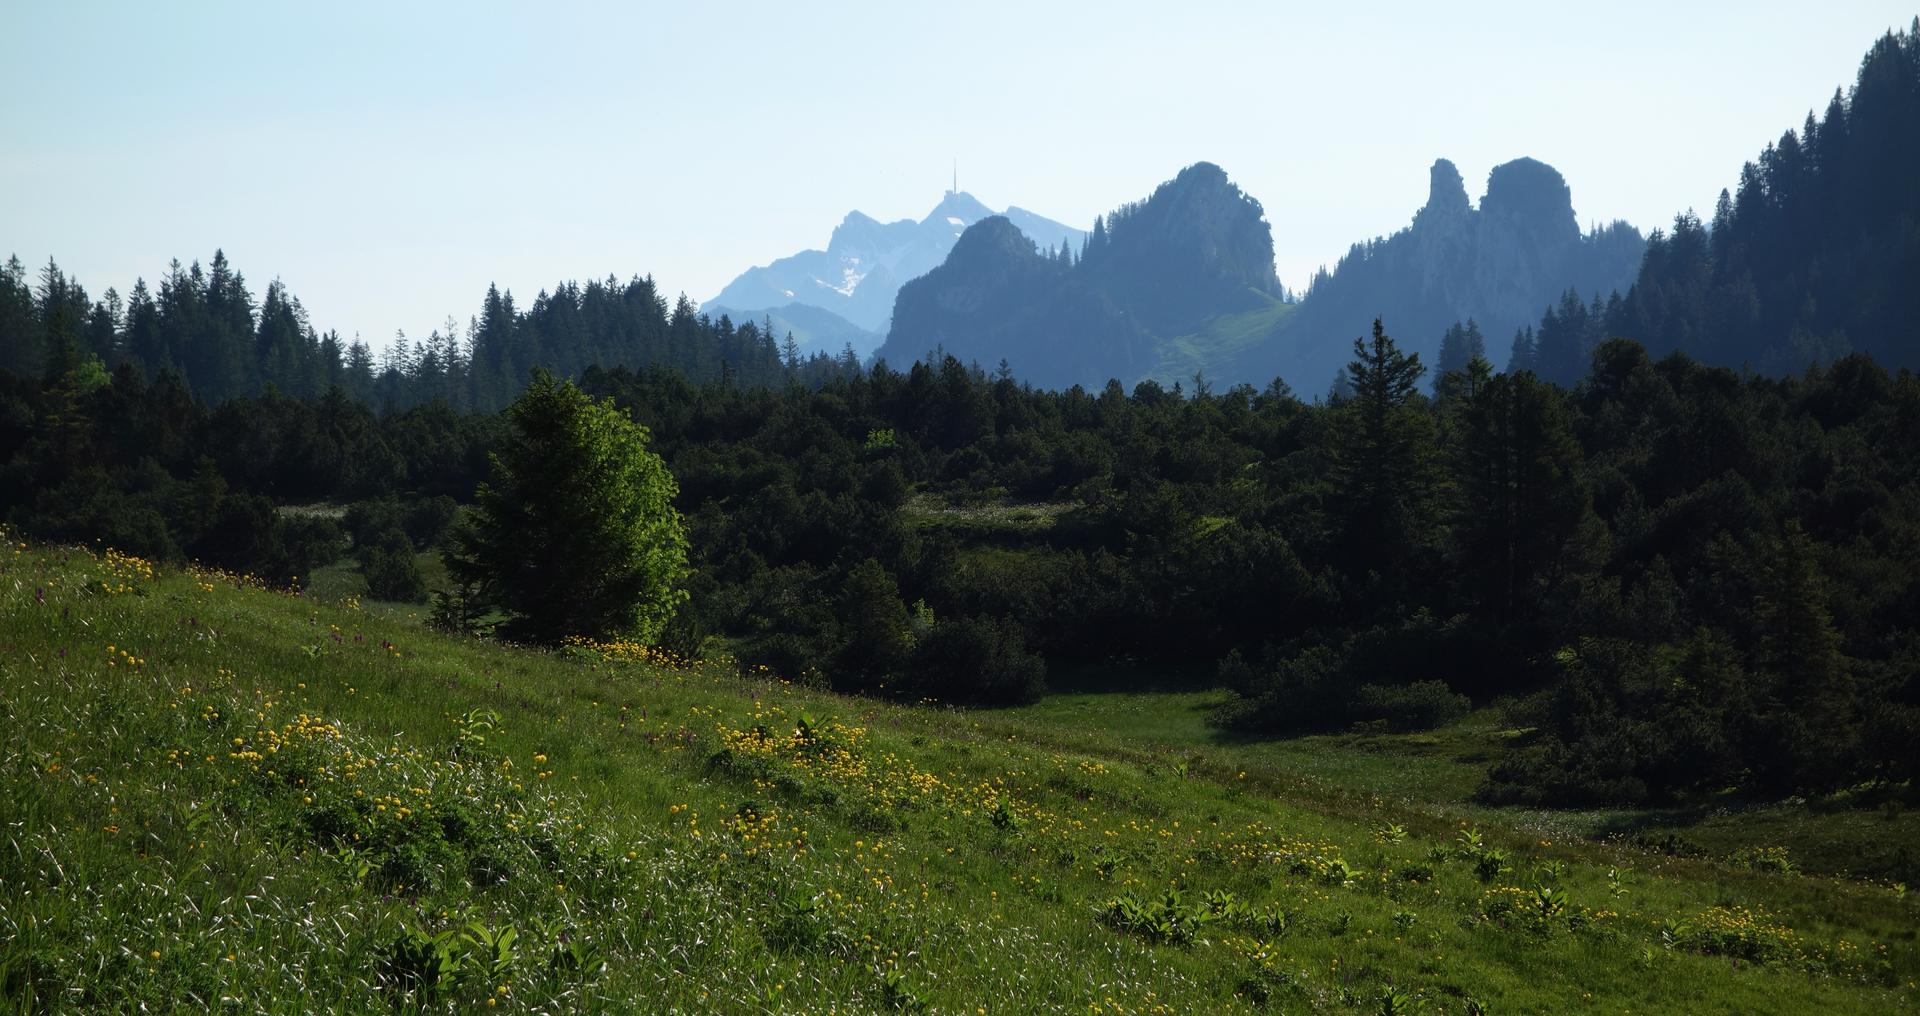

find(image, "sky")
[2,1,1914,349]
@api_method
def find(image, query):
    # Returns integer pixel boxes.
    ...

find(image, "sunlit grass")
[2,536,1915,1013]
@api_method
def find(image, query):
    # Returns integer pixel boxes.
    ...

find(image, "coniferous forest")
[4,16,1920,1016]
[7,282,1920,807]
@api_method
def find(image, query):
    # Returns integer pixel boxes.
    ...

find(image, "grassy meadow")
[2,537,1916,1014]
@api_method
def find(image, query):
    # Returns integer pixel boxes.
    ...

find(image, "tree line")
[0,252,857,412]
[1501,20,1920,385]
[6,311,1917,807]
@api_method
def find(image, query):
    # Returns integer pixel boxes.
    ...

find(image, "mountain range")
[706,20,1917,394]
[876,162,1291,389]
[1238,158,1644,391]
[701,192,1084,359]
[875,158,1643,392]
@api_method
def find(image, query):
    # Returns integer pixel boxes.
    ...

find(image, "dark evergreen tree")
[1452,369,1592,631]
[0,256,38,376]
[1507,326,1536,373]
[1750,520,1856,790]
[1330,319,1438,578]
[1434,318,1487,387]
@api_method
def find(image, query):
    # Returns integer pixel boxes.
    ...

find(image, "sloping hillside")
[1,540,1914,1014]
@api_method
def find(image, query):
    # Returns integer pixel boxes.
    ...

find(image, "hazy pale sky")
[3,1,1913,348]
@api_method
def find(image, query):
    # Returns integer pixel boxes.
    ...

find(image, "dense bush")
[1351,681,1471,733]
[829,558,916,694]
[345,495,460,553]
[907,615,1047,707]
[1214,617,1479,735]
[360,527,429,603]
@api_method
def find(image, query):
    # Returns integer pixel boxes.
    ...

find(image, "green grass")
[304,550,450,624]
[1001,677,1920,883]
[2,539,1916,1014]
[1143,294,1297,387]
[901,493,1073,539]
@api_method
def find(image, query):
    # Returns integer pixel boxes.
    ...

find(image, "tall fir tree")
[1330,318,1439,579]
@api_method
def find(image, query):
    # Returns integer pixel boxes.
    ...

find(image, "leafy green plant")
[988,797,1022,832]
[1378,984,1425,1015]
[879,967,931,1013]
[528,916,605,986]
[379,925,463,1003]
[452,707,502,753]
[1728,845,1796,874]
[1455,828,1485,857]
[765,892,827,955]
[461,919,518,984]
[1102,889,1220,946]
[1532,886,1568,924]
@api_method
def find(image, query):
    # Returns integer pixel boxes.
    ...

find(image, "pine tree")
[201,250,257,399]
[831,558,915,693]
[782,331,801,374]
[1452,370,1590,628]
[343,339,376,401]
[470,283,517,409]
[1330,318,1438,575]
[36,258,86,383]
[447,371,689,643]
[1507,326,1536,373]
[1434,318,1487,391]
[122,278,164,377]
[0,256,43,376]
[1751,520,1856,790]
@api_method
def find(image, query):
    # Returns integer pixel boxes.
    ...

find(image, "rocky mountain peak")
[923,190,996,228]
[1423,158,1471,219]
[1480,158,1578,244]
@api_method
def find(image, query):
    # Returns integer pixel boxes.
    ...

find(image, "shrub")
[1662,906,1802,964]
[361,527,428,603]
[907,615,1047,706]
[264,510,346,577]
[1352,681,1471,732]
[1728,845,1796,874]
[1213,647,1468,734]
[830,558,915,694]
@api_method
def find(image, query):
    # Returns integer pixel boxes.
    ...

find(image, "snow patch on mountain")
[703,191,1085,337]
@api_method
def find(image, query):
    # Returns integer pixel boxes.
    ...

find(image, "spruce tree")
[0,255,37,376]
[1331,318,1438,575]
[1452,370,1590,628]
[447,370,688,643]
[1751,520,1856,789]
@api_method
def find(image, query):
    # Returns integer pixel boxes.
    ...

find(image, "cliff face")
[883,217,1150,384]
[1083,162,1282,333]
[878,163,1279,388]
[1243,157,1643,391]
